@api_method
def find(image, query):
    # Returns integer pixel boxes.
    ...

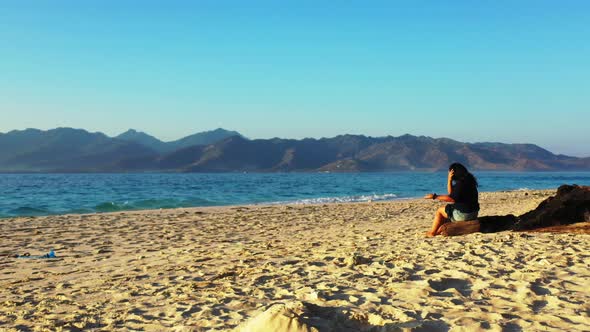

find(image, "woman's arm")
[447,169,454,194]
[423,193,455,203]
[423,169,456,202]
[435,194,455,203]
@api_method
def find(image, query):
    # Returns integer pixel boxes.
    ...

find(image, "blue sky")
[1,1,589,156]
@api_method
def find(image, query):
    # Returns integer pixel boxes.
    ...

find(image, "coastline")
[1,189,589,331]
[4,170,590,219]
[0,187,556,220]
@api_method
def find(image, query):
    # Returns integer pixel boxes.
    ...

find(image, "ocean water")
[1,172,589,218]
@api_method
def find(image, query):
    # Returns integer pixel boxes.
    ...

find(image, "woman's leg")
[426,206,449,237]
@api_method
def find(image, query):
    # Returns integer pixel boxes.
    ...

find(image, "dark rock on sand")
[439,185,590,236]
[514,184,590,230]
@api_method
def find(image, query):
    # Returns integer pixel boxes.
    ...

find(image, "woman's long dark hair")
[449,162,478,187]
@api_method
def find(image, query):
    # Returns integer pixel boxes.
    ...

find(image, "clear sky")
[1,1,589,156]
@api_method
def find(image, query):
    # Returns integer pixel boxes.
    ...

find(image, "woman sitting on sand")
[424,163,479,237]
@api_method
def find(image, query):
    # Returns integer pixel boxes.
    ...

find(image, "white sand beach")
[1,189,589,331]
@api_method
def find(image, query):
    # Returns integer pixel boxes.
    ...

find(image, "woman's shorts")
[445,204,478,222]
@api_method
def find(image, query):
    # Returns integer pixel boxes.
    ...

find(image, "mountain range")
[0,128,588,172]
[115,128,243,153]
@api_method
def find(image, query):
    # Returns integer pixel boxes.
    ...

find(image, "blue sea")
[1,172,589,218]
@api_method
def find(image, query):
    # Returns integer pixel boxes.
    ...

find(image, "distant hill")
[116,128,242,153]
[165,134,590,172]
[116,129,169,153]
[1,128,589,172]
[0,128,157,172]
[167,128,243,152]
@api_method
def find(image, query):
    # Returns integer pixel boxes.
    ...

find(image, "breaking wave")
[271,193,398,205]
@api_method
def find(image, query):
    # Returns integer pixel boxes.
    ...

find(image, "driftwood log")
[437,184,590,236]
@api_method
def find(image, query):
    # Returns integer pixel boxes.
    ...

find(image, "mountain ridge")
[0,127,588,172]
[115,128,242,153]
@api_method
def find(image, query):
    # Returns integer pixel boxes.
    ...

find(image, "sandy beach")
[1,189,589,331]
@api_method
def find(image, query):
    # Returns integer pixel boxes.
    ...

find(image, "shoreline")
[0,187,557,220]
[1,188,589,331]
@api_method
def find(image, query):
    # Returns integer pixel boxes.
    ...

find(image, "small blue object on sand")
[17,250,56,259]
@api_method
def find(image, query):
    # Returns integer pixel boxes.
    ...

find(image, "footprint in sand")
[428,278,472,297]
[532,300,548,313]
[530,282,551,295]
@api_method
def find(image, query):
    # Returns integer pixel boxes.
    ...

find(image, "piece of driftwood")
[437,220,480,236]
[437,184,590,236]
[437,215,518,236]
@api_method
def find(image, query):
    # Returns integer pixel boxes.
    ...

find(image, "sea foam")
[271,193,398,205]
